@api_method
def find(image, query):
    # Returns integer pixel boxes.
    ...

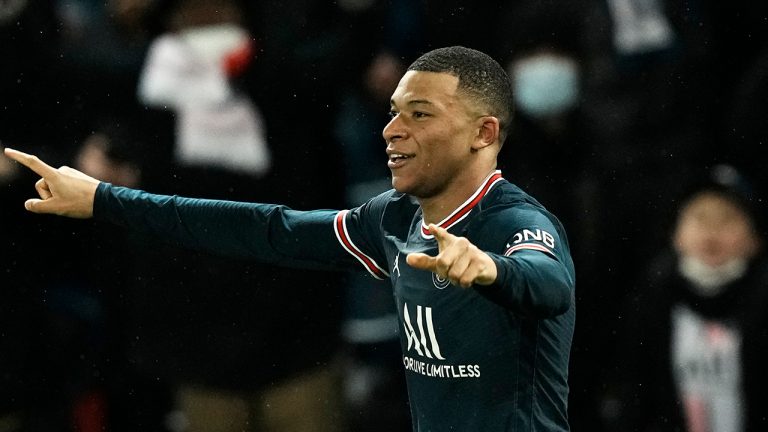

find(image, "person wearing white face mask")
[674,191,759,296]
[510,51,580,122]
[601,165,768,432]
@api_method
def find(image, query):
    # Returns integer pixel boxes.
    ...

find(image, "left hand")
[406,224,498,288]
[3,148,100,218]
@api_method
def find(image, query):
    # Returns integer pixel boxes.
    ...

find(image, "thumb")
[25,198,56,214]
[406,252,437,271]
[24,198,59,214]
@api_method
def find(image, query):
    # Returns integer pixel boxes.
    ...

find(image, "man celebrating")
[5,46,575,431]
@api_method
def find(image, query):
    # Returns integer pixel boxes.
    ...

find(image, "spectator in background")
[137,0,271,180]
[76,127,142,189]
[602,165,768,431]
[577,0,768,287]
[571,3,768,427]
[134,1,346,431]
[576,0,705,304]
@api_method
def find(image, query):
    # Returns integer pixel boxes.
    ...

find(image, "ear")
[472,116,500,150]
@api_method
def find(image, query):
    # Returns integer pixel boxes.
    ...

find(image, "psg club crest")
[432,272,451,289]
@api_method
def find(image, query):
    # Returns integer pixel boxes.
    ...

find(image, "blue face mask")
[511,54,580,118]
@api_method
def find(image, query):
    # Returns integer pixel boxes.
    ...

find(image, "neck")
[419,168,497,225]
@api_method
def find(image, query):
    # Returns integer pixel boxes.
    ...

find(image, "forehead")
[390,70,461,106]
[680,192,750,224]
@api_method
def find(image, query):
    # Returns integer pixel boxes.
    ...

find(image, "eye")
[413,111,429,119]
[388,110,399,118]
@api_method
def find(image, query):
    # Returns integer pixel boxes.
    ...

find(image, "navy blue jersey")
[94,170,575,431]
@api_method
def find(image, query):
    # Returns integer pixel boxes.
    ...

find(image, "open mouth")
[389,153,412,163]
[388,153,413,168]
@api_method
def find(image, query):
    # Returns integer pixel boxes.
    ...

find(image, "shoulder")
[350,189,419,233]
[464,181,572,260]
[357,189,415,216]
[475,180,564,234]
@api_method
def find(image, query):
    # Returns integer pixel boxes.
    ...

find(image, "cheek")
[674,226,699,256]
[682,231,747,265]
[721,229,756,258]
[427,135,469,164]
[675,223,718,256]
[421,146,461,178]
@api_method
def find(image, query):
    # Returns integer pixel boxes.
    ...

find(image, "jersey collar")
[420,170,504,239]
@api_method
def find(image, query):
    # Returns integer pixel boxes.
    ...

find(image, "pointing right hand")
[3,148,100,218]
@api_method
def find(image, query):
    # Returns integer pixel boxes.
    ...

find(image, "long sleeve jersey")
[94,170,576,431]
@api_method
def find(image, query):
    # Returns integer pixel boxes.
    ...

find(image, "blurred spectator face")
[76,133,140,188]
[673,191,759,270]
[365,52,406,104]
[509,50,580,120]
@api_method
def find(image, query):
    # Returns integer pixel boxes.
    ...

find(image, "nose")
[382,114,405,143]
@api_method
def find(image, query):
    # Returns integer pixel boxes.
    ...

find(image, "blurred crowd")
[1,0,767,431]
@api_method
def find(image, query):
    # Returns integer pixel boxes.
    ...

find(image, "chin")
[391,178,408,194]
[392,177,438,199]
[391,176,416,195]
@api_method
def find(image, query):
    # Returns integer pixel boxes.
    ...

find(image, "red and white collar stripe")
[421,170,504,239]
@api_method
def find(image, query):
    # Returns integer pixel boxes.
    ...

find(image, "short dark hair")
[679,164,764,235]
[407,46,514,145]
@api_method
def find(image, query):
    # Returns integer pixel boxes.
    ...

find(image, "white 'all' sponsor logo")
[402,303,445,360]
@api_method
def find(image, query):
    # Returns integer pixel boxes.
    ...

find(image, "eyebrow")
[390,99,435,108]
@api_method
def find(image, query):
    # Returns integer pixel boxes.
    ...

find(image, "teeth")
[391,154,410,160]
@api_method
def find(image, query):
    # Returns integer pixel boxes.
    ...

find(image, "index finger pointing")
[4,148,58,178]
[428,224,454,249]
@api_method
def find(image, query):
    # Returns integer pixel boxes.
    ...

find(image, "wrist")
[475,253,498,286]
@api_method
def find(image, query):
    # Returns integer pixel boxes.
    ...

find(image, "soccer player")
[5,46,576,431]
